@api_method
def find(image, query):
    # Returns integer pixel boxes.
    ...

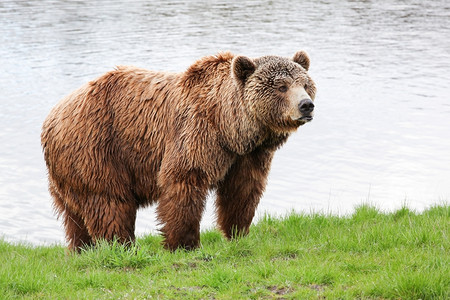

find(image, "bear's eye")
[304,84,308,90]
[278,85,288,93]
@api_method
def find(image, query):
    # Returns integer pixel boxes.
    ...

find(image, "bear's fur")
[41,51,316,251]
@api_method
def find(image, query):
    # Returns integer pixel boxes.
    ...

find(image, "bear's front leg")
[156,170,209,251]
[216,149,274,239]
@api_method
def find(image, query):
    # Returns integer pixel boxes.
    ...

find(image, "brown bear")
[41,51,316,251]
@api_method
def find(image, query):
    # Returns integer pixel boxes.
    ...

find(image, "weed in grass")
[201,267,242,291]
[253,261,276,279]
[76,239,160,269]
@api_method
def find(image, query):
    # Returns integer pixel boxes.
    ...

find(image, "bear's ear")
[232,56,256,83]
[293,50,310,71]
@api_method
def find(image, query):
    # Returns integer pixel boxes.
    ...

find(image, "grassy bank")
[1,205,449,299]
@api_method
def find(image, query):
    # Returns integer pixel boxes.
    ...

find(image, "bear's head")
[232,51,316,133]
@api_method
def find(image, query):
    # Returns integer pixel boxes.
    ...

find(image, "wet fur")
[41,52,316,251]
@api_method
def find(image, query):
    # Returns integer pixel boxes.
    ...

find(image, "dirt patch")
[308,284,326,291]
[268,285,293,295]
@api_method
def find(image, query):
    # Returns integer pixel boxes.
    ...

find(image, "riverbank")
[1,204,448,299]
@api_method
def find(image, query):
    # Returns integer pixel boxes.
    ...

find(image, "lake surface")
[1,0,449,245]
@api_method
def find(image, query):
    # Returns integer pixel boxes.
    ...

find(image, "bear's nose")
[299,99,314,114]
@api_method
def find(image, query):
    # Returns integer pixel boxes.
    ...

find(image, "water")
[1,0,449,245]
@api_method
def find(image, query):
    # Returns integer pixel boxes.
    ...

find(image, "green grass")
[1,204,449,299]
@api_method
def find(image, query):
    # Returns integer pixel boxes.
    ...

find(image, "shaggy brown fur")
[41,51,316,251]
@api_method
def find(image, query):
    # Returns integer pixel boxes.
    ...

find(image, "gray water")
[1,0,449,245]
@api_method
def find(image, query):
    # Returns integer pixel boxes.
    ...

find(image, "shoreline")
[1,204,448,298]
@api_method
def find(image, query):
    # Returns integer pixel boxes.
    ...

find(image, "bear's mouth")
[299,116,313,122]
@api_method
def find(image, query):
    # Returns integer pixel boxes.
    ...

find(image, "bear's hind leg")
[83,195,137,246]
[50,184,92,252]
[63,208,93,252]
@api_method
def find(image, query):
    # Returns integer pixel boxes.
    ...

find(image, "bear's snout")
[298,98,315,121]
